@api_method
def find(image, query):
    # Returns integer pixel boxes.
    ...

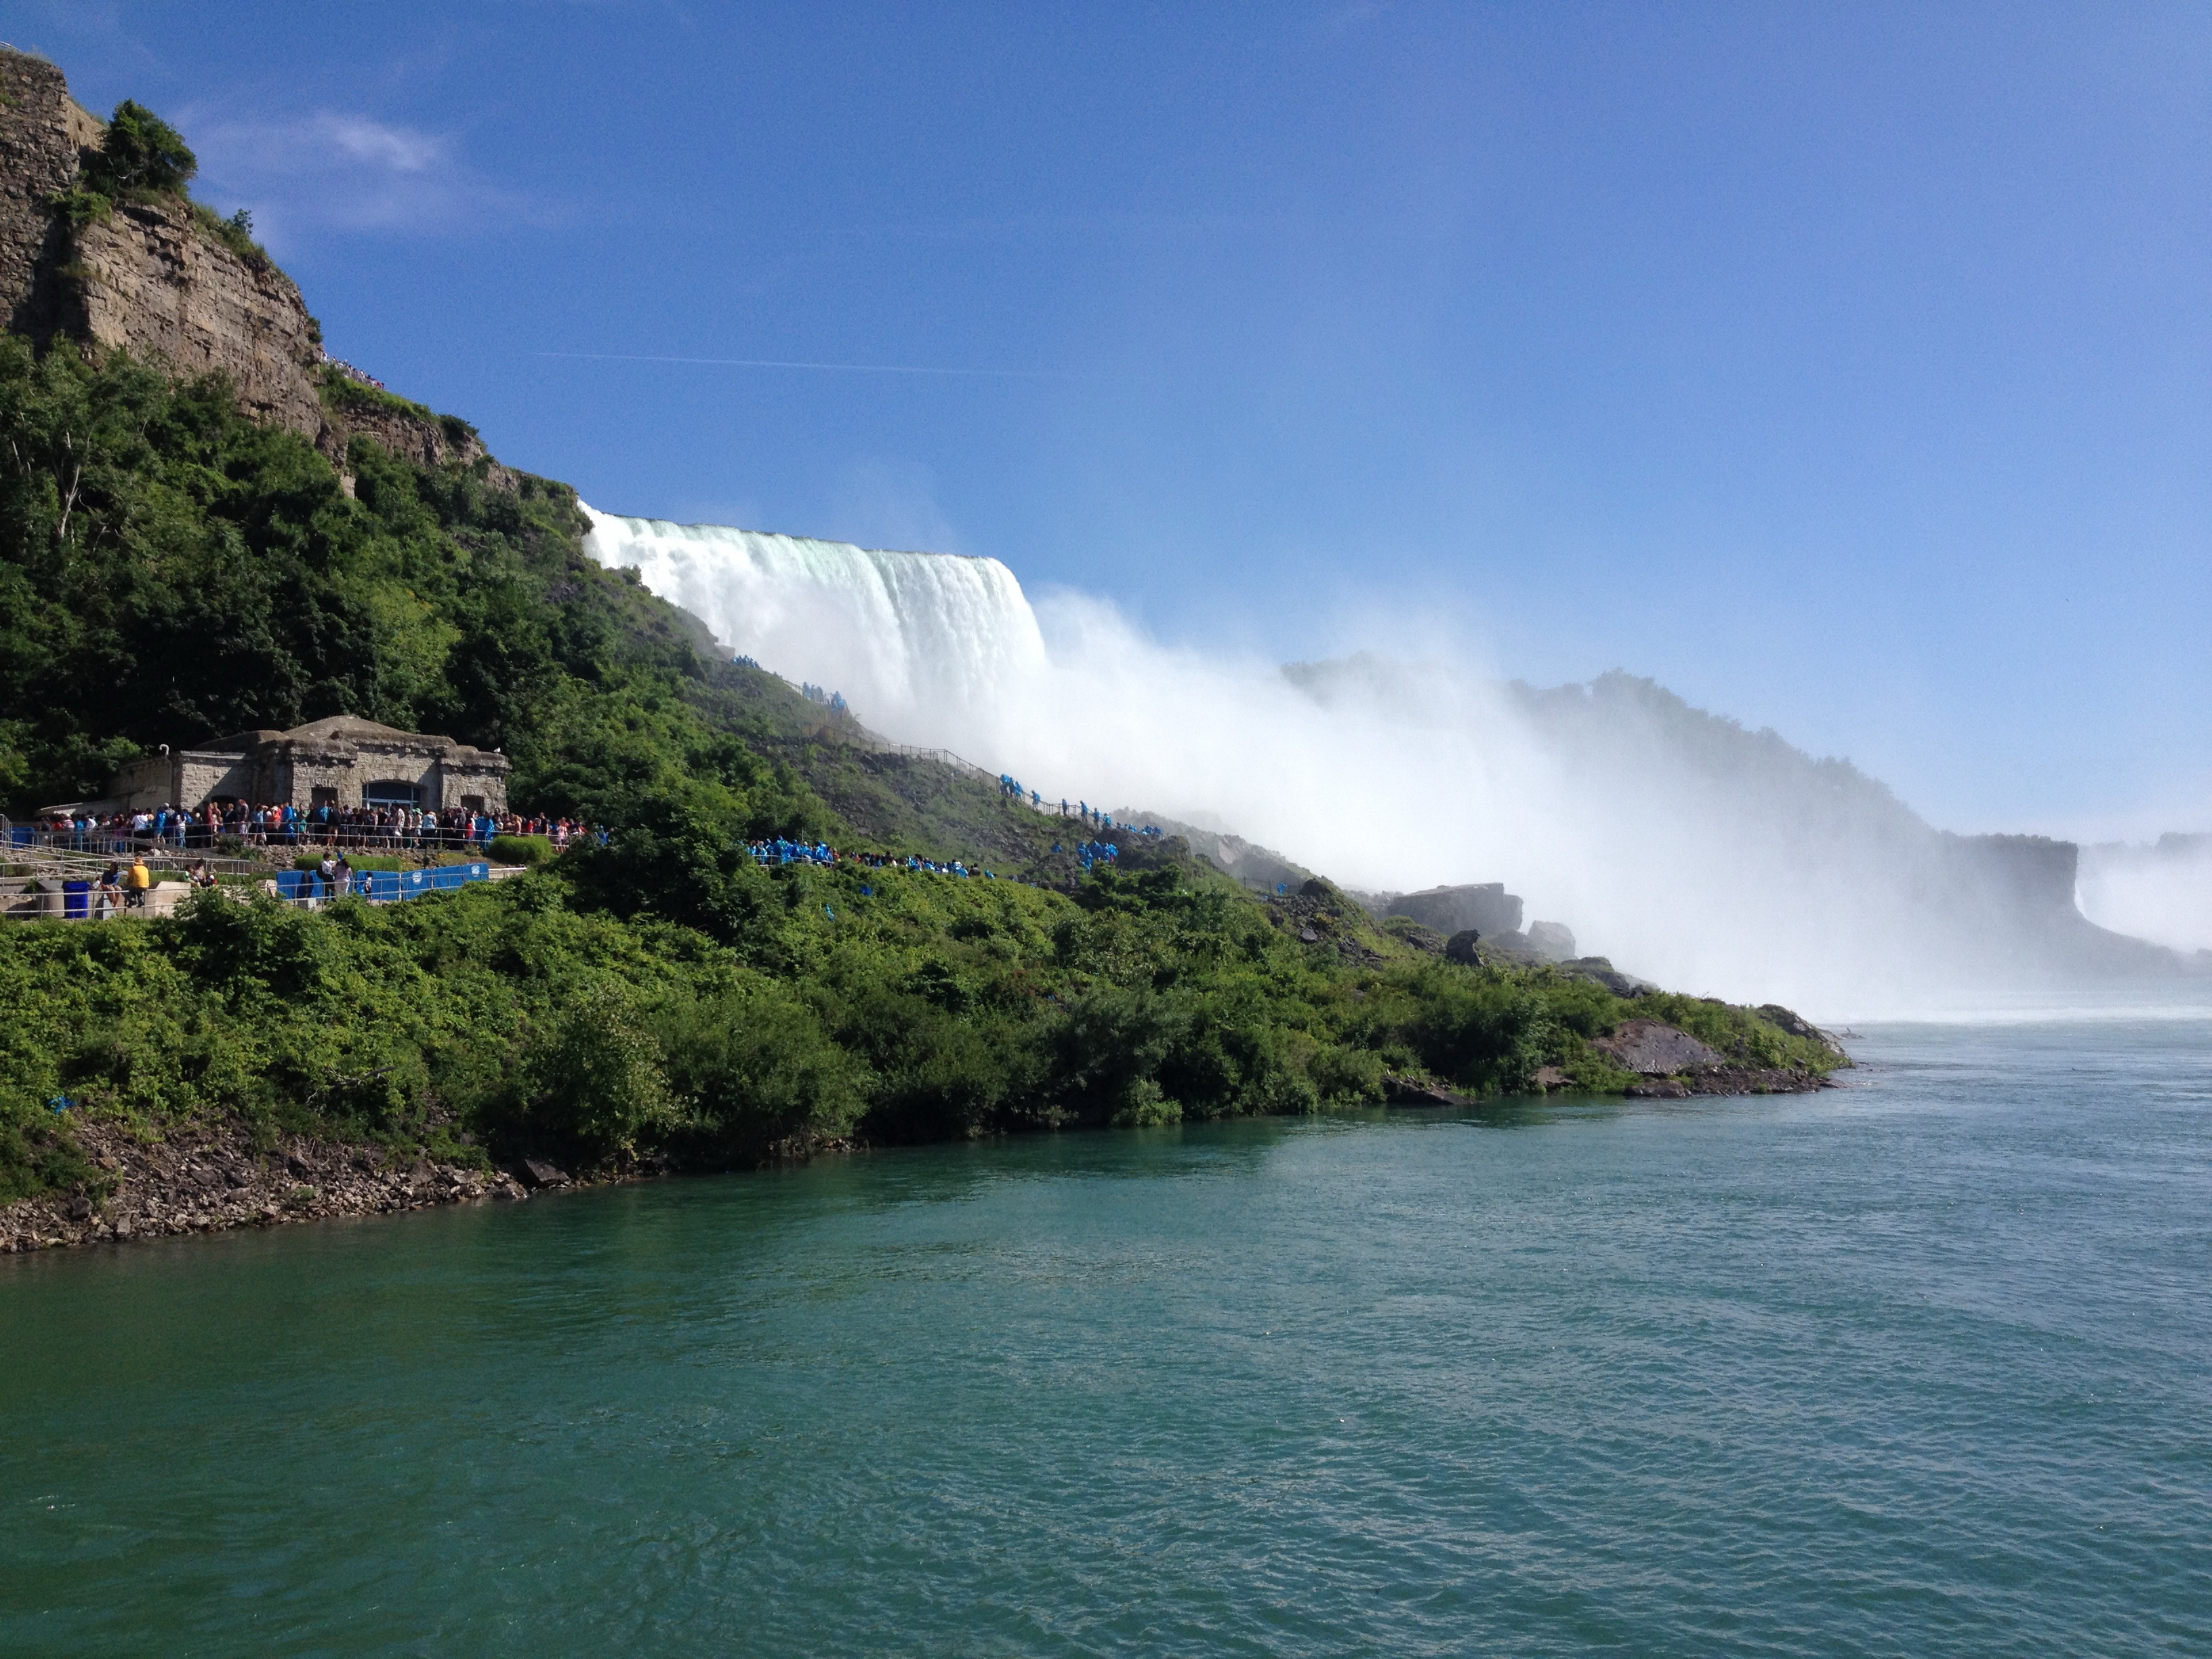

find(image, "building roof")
[192,715,501,763]
[274,715,436,747]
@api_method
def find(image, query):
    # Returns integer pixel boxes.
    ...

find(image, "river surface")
[5,1020,2209,1656]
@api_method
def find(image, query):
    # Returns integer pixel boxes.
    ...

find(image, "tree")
[85,100,197,197]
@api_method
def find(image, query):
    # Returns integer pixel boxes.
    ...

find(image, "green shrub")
[487,834,553,867]
[47,187,111,229]
[291,853,401,873]
[191,203,270,272]
[655,980,869,1160]
[516,985,671,1161]
[83,100,197,198]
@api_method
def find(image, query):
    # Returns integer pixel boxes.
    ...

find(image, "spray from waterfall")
[581,507,2207,1019]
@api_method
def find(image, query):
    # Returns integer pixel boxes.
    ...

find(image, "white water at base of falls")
[581,507,1045,729]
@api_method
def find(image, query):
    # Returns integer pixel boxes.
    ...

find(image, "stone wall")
[437,758,509,812]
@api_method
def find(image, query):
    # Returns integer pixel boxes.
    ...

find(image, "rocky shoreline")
[6,1013,1840,1256]
[1,1114,529,1254]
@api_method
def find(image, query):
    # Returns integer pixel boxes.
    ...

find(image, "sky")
[13,1,2211,841]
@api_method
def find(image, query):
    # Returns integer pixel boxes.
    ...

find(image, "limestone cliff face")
[71,197,325,438]
[0,46,504,483]
[0,49,102,341]
[330,396,502,474]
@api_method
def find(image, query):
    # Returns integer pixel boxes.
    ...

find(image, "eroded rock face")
[72,197,325,436]
[0,47,514,489]
[0,50,102,340]
[1593,1019,1725,1076]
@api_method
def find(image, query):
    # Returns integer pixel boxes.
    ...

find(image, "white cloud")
[180,107,553,246]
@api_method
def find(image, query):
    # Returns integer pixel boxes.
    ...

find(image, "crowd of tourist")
[747,838,1010,881]
[24,802,605,856]
[18,767,1168,924]
[997,774,1169,842]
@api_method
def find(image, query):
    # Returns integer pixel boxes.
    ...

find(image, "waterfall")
[581,507,1046,736]
[577,503,2198,1013]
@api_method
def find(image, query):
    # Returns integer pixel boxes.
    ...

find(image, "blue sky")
[17,1,2211,838]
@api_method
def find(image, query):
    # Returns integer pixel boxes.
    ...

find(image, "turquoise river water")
[4,1019,2209,1655]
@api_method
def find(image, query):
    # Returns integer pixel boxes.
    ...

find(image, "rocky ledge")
[1,1114,528,1254]
[1383,1015,1843,1106]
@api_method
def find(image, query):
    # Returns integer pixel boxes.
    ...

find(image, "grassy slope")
[0,341,1842,1209]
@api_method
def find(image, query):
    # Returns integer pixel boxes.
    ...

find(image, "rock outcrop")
[1368,882,1525,939]
[1525,920,1576,961]
[0,49,102,340]
[0,46,508,485]
[70,196,325,436]
[1594,1019,1725,1076]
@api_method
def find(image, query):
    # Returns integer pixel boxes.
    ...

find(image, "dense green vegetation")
[0,856,1832,1205]
[0,343,1840,1206]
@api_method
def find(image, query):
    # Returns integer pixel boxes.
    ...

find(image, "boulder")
[1525,920,1576,962]
[1383,1074,1471,1107]
[1444,929,1483,965]
[1593,1019,1725,1076]
[1378,882,1523,938]
[520,1158,571,1189]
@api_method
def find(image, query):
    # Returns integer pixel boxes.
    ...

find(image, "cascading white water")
[581,504,2206,1016]
[582,508,1046,726]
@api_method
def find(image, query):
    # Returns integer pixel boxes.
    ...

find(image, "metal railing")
[2,816,511,857]
[0,857,508,923]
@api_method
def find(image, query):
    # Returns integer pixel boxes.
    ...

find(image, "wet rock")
[520,1158,571,1189]
[1382,1074,1472,1107]
[1373,882,1523,938]
[1562,957,1655,997]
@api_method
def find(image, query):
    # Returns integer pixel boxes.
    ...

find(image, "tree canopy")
[82,100,199,198]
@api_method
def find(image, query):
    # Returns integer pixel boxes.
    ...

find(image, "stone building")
[99,716,510,815]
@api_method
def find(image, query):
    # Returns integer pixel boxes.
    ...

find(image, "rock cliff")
[70,195,325,436]
[0,46,500,480]
[0,48,102,341]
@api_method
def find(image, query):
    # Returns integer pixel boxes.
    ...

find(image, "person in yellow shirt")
[125,853,152,909]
